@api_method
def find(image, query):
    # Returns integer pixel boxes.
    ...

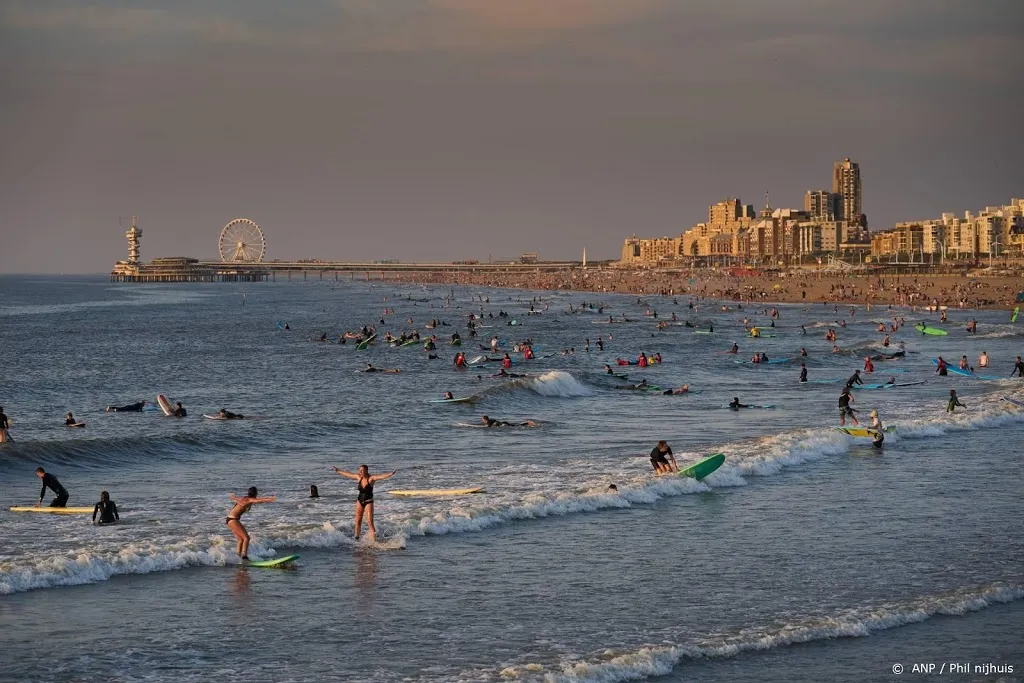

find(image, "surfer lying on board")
[105,400,146,412]
[225,487,276,560]
[92,491,119,525]
[662,385,690,395]
[492,369,528,378]
[481,415,538,427]
[364,363,400,374]
[650,440,678,474]
[332,465,396,542]
[728,397,750,410]
[444,391,455,400]
[36,467,69,507]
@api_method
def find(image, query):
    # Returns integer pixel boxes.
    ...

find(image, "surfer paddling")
[332,465,396,542]
[225,487,276,561]
[35,467,69,508]
[105,400,146,412]
[481,415,538,427]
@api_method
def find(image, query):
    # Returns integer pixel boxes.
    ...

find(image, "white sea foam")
[527,371,592,398]
[488,583,1024,682]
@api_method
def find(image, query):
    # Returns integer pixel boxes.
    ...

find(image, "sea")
[0,274,1021,683]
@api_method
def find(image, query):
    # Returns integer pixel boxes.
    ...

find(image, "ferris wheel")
[218,218,266,263]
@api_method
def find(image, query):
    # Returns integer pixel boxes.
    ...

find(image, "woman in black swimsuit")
[332,465,396,542]
[225,486,277,560]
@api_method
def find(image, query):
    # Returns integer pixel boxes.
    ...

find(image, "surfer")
[218,408,244,420]
[650,440,678,474]
[92,491,119,525]
[332,465,396,542]
[309,484,319,498]
[105,400,146,412]
[863,357,874,373]
[173,402,187,417]
[1011,356,1024,378]
[728,397,749,411]
[935,356,948,376]
[839,386,859,426]
[225,487,277,560]
[728,343,739,354]
[662,385,690,395]
[35,467,69,508]
[978,352,989,368]
[0,406,9,443]
[444,391,454,400]
[947,389,966,413]
[604,364,615,375]
[64,412,81,427]
[480,415,537,427]
[869,411,885,449]
[799,364,808,382]
[846,370,863,387]
[959,355,970,371]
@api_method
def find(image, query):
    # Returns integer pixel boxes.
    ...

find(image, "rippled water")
[1,274,1022,682]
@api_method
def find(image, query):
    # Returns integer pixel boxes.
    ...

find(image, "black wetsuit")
[357,478,374,505]
[847,372,863,387]
[650,446,672,468]
[173,407,187,417]
[93,500,119,524]
[220,411,243,420]
[0,411,10,430]
[485,418,510,427]
[800,367,808,382]
[1012,360,1024,378]
[40,473,69,507]
[108,401,145,412]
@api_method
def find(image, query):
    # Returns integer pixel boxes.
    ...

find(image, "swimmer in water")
[225,486,277,560]
[92,490,119,525]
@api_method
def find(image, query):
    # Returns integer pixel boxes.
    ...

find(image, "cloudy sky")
[1,0,1021,272]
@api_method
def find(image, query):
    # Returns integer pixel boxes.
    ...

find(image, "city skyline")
[2,0,1022,273]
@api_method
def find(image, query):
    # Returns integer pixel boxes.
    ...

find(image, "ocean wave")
[488,583,1024,682]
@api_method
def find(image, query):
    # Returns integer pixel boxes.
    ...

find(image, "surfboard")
[247,554,299,568]
[1003,396,1024,408]
[748,333,776,338]
[203,414,232,420]
[693,330,713,334]
[387,488,484,496]
[355,333,377,350]
[720,404,776,409]
[931,359,1000,380]
[399,338,419,348]
[156,394,174,416]
[450,339,462,346]
[679,453,725,481]
[851,383,893,390]
[9,506,94,514]
[66,422,86,428]
[834,426,881,439]
[428,397,473,403]
[1012,307,1020,323]
[914,324,948,336]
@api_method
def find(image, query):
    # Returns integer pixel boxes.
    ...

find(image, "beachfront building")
[870,198,1024,261]
[619,235,683,264]
[804,190,837,220]
[832,157,863,224]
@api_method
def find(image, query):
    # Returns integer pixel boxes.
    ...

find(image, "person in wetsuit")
[218,408,244,419]
[480,415,537,427]
[65,412,80,427]
[839,387,859,426]
[0,405,9,443]
[105,400,146,412]
[225,486,277,560]
[947,389,966,413]
[799,364,808,382]
[92,490,119,525]
[332,465,396,542]
[728,397,750,410]
[35,467,69,507]
[846,370,863,387]
[1012,356,1024,378]
[650,440,678,474]
[173,402,187,417]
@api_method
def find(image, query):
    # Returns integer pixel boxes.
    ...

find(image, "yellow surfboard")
[834,427,880,439]
[387,488,484,497]
[9,506,94,514]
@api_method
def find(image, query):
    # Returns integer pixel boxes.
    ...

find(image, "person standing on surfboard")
[650,441,678,474]
[332,465,396,542]
[225,487,277,560]
[35,467,69,508]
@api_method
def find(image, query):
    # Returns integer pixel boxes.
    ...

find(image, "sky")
[1,0,1022,272]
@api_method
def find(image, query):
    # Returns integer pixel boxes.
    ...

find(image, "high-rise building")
[832,158,862,223]
[803,190,836,220]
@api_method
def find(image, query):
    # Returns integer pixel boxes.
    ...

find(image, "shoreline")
[377,268,1024,311]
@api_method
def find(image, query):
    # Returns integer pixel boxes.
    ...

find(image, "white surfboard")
[156,394,174,416]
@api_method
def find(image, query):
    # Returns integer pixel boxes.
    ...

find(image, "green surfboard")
[247,554,300,568]
[1012,306,1019,323]
[680,453,725,481]
[914,324,948,336]
[355,333,376,350]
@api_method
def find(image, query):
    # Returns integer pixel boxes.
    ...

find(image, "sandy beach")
[383,266,1024,311]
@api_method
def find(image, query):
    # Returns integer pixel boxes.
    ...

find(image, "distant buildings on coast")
[620,158,1024,266]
